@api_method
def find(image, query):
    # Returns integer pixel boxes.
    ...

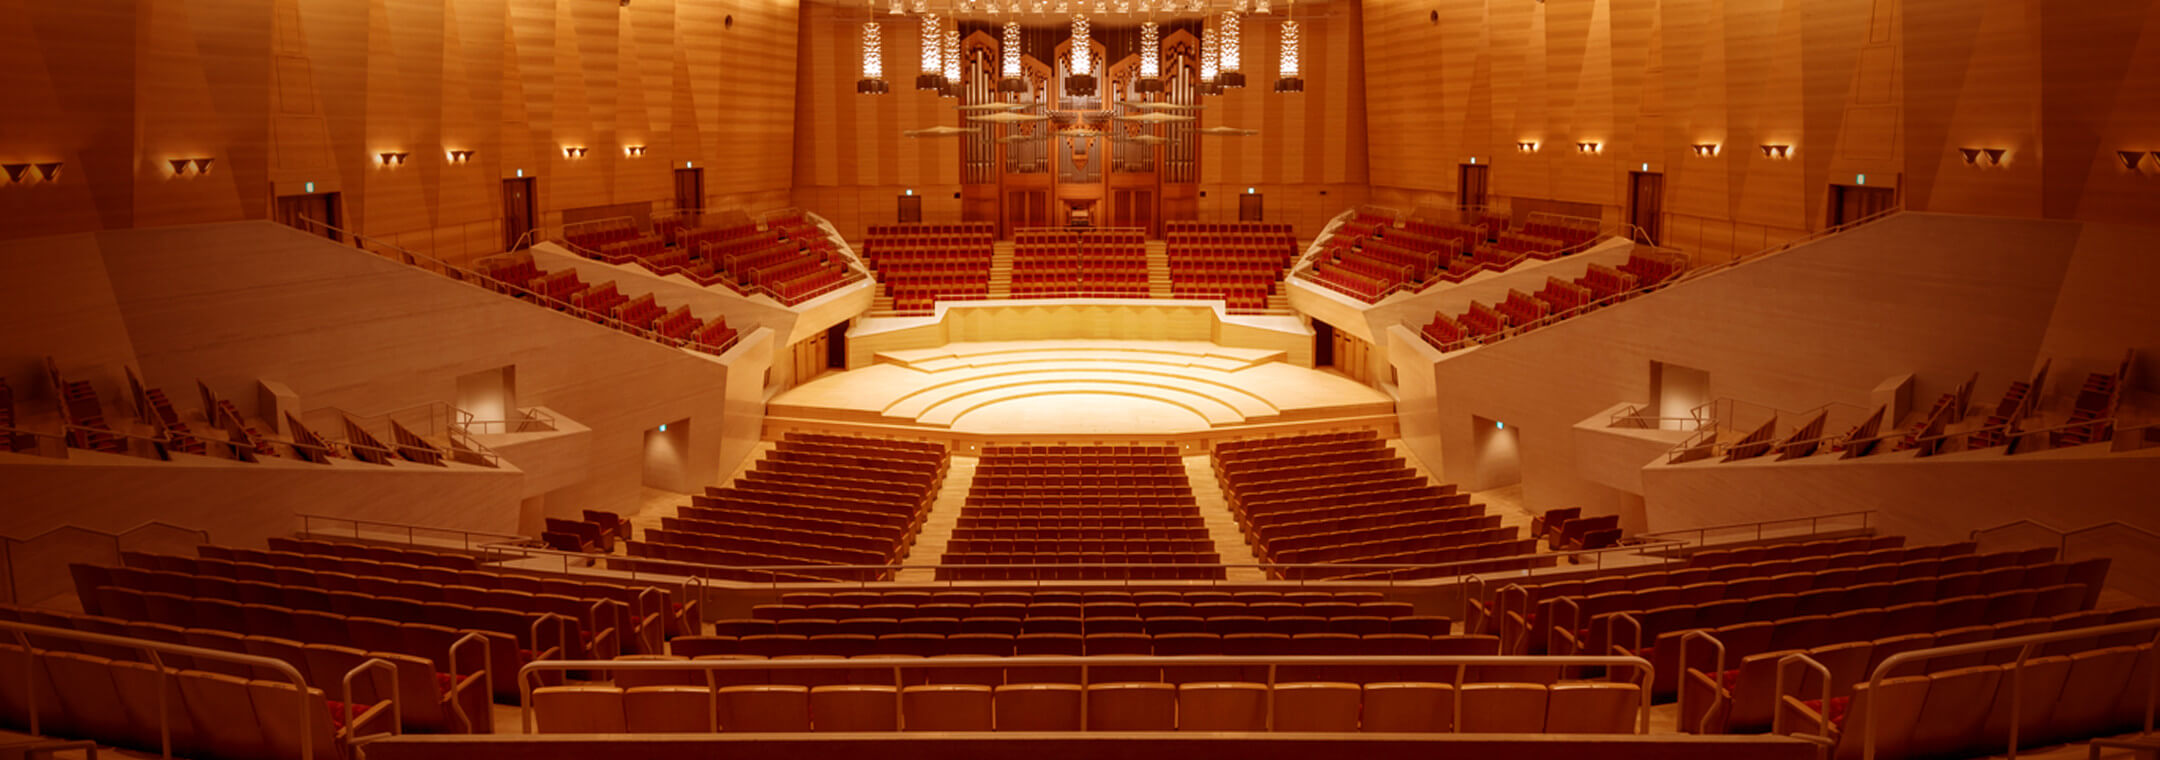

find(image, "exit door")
[503,178,537,250]
[1238,193,1263,222]
[1459,164,1490,211]
[274,193,341,240]
[674,168,705,225]
[898,194,923,224]
[1628,171,1664,245]
[1830,185,1896,226]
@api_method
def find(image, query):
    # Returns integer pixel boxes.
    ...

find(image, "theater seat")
[901,684,993,731]
[534,685,627,733]
[1544,682,1639,733]
[995,683,1082,730]
[1460,683,1547,733]
[1086,682,1176,730]
[720,684,812,731]
[625,685,715,732]
[1360,682,1454,732]
[1906,665,2001,757]
[1177,681,1268,730]
[811,684,898,731]
[1270,681,1361,731]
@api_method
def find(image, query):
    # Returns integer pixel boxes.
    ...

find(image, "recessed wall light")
[1760,144,1791,159]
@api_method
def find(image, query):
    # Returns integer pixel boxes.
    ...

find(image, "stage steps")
[1146,239,1172,298]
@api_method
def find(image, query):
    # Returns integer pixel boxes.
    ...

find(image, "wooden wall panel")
[1366,0,2160,259]
[0,0,800,265]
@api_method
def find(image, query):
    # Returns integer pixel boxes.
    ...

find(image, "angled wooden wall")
[0,0,801,264]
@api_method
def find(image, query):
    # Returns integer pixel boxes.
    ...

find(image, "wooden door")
[898,194,923,224]
[274,193,340,240]
[503,178,537,250]
[674,168,705,225]
[826,322,849,370]
[1628,171,1664,244]
[1830,185,1896,226]
[1313,320,1336,367]
[1238,192,1263,221]
[1458,164,1490,211]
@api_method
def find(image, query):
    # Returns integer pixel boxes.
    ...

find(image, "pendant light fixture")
[858,16,889,93]
[1066,15,1096,95]
[998,21,1027,92]
[1217,11,1244,88]
[941,28,961,97]
[1274,2,1302,92]
[1135,21,1163,94]
[1199,22,1222,95]
[917,13,944,89]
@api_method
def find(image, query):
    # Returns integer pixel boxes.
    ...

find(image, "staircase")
[1146,240,1173,298]
[895,454,976,582]
[1184,453,1268,580]
[987,241,1015,298]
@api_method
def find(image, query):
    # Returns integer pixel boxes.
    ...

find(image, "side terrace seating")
[1418,251,1686,354]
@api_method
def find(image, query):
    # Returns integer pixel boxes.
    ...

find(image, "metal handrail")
[295,512,526,553]
[478,538,1691,590]
[0,619,404,760]
[1969,519,2160,556]
[1855,618,2160,760]
[1634,510,1878,549]
[519,652,1657,735]
[1675,407,2145,464]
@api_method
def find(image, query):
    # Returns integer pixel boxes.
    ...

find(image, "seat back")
[534,685,627,733]
[1545,682,1640,733]
[900,684,993,731]
[1176,682,1267,730]
[994,683,1082,730]
[1271,681,1361,731]
[720,685,811,732]
[810,684,898,731]
[625,686,715,733]
[1086,682,1176,730]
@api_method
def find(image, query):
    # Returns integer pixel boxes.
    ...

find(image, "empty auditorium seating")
[1418,250,1686,353]
[619,433,948,582]
[560,208,863,305]
[1010,229,1151,299]
[861,222,995,313]
[939,444,1222,580]
[1214,431,1550,580]
[1165,221,1297,311]
[474,252,747,355]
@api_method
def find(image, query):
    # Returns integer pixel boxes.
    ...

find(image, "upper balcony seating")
[2052,369,2124,447]
[1165,222,1297,312]
[1419,251,1684,354]
[862,223,995,314]
[619,433,949,583]
[1,601,493,735]
[562,210,863,304]
[0,378,26,453]
[940,444,1221,581]
[474,253,746,355]
[52,365,127,455]
[1214,433,1549,580]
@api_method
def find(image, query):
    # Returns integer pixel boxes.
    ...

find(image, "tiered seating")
[2051,366,2125,448]
[560,209,862,304]
[1214,432,1549,580]
[1682,603,2155,737]
[1300,210,1474,303]
[1771,621,2156,759]
[1418,251,1686,354]
[532,659,1644,734]
[2,601,491,734]
[939,444,1222,580]
[1165,221,1297,311]
[132,372,207,456]
[0,626,398,758]
[564,218,645,250]
[1009,229,1151,298]
[621,433,948,582]
[0,377,25,453]
[1521,214,1601,253]
[861,222,995,314]
[49,360,127,454]
[476,253,745,356]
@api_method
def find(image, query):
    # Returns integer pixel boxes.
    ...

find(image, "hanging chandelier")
[1218,11,1245,88]
[998,21,1027,92]
[941,29,960,97]
[1135,21,1163,93]
[1253,0,1270,12]
[1274,17,1302,92]
[1199,24,1222,94]
[888,0,904,14]
[917,14,944,89]
[858,20,889,93]
[1066,15,1096,95]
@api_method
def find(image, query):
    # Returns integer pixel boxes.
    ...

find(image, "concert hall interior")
[2,0,2159,758]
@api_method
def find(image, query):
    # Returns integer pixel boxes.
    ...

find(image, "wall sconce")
[1760,144,1791,159]
[1692,143,1720,157]
[625,145,647,157]
[168,157,215,176]
[1517,141,1538,153]
[3,164,27,183]
[1577,142,1601,154]
[2116,151,2147,171]
[192,158,214,175]
[1959,147,2006,166]
[563,146,588,159]
[377,152,409,167]
[447,149,476,164]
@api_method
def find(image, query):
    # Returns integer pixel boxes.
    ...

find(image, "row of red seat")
[1420,252,1682,353]
[674,629,1487,662]
[859,223,997,315]
[746,599,1424,622]
[1166,222,1295,313]
[478,253,744,355]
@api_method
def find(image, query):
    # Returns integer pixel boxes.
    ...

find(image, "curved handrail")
[1634,510,1877,549]
[1679,629,1728,735]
